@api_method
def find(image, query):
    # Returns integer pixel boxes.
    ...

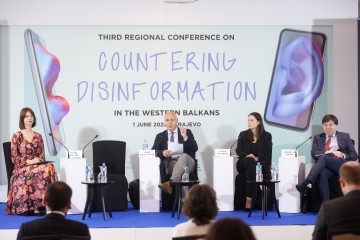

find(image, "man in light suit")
[152,111,198,194]
[312,161,360,240]
[17,181,91,240]
[296,114,358,201]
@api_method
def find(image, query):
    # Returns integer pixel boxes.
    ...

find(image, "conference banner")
[6,25,333,182]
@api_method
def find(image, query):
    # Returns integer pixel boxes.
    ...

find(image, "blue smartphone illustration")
[24,29,70,156]
[264,29,327,131]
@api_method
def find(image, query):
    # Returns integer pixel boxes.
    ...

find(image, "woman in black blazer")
[235,112,272,210]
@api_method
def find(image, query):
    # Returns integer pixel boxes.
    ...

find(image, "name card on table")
[67,150,82,159]
[139,150,155,158]
[214,149,230,157]
[281,149,297,158]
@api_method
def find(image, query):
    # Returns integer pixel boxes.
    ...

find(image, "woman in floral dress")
[6,107,58,215]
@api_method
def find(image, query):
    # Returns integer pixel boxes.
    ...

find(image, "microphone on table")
[49,133,70,159]
[229,136,241,156]
[82,134,99,158]
[295,136,312,157]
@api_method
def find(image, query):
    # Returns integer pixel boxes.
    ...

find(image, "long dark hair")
[247,112,264,142]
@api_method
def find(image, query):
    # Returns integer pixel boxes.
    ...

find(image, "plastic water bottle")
[274,164,279,181]
[85,164,90,182]
[142,139,148,150]
[256,162,262,182]
[182,166,189,182]
[102,163,107,183]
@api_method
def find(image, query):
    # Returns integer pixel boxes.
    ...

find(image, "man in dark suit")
[17,181,91,240]
[312,161,360,240]
[152,111,198,194]
[296,114,358,201]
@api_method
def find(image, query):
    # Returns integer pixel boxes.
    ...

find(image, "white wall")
[0,0,358,185]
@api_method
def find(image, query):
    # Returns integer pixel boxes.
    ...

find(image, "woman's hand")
[246,154,259,161]
[26,157,41,165]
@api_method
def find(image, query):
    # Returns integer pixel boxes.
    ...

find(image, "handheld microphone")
[295,136,312,157]
[82,134,99,158]
[49,133,70,158]
[229,136,241,156]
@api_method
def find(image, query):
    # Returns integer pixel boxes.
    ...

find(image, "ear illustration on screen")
[272,35,324,119]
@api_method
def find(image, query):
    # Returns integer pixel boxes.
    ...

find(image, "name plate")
[139,150,155,158]
[214,149,230,157]
[67,150,82,159]
[281,149,297,158]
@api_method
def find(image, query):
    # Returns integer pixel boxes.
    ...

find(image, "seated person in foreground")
[173,184,218,237]
[17,181,91,240]
[152,111,198,194]
[312,161,360,240]
[296,114,358,202]
[205,218,256,240]
[235,112,272,210]
[6,107,57,216]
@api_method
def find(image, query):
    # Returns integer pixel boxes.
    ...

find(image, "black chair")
[161,158,198,211]
[91,140,128,211]
[22,235,90,240]
[328,229,360,240]
[3,141,13,194]
[172,234,206,240]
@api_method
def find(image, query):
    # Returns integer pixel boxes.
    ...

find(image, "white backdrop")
[0,0,358,186]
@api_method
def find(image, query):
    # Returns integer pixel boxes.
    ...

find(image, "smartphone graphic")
[264,29,327,131]
[24,29,70,156]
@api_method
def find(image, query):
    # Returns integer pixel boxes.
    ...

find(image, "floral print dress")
[6,131,58,215]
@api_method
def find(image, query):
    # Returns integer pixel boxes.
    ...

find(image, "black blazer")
[235,130,272,164]
[311,131,358,161]
[312,190,360,240]
[152,127,198,161]
[17,213,91,240]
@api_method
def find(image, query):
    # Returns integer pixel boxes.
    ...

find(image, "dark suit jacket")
[312,190,360,240]
[235,130,272,164]
[17,213,91,240]
[152,128,198,181]
[311,131,358,161]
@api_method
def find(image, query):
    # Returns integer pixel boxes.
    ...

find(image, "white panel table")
[60,157,87,214]
[213,155,234,211]
[139,157,160,212]
[278,156,305,213]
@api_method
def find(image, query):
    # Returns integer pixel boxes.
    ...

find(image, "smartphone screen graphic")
[24,29,70,156]
[264,29,327,131]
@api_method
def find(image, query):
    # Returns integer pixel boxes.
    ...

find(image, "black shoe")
[296,180,310,193]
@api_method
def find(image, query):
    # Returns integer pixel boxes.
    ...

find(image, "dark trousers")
[236,157,257,198]
[307,155,345,201]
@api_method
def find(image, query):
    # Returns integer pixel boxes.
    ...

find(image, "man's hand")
[246,154,259,161]
[328,150,345,158]
[162,150,173,158]
[180,127,187,140]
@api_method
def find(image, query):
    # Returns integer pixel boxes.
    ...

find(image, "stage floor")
[0,202,316,240]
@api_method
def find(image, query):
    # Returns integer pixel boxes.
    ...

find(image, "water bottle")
[89,166,95,183]
[85,164,90,182]
[256,162,262,182]
[274,164,279,181]
[97,166,103,183]
[102,163,107,183]
[142,139,148,150]
[181,166,189,182]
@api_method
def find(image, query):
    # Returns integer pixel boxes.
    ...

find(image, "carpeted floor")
[0,203,317,229]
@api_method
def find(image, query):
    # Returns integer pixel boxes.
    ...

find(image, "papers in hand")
[168,141,183,158]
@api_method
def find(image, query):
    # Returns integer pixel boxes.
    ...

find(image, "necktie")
[170,132,174,142]
[324,136,332,151]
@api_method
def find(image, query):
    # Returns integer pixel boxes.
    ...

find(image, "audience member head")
[339,161,360,194]
[247,112,264,140]
[19,107,36,129]
[44,181,72,213]
[164,111,178,132]
[182,184,218,225]
[205,218,256,240]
